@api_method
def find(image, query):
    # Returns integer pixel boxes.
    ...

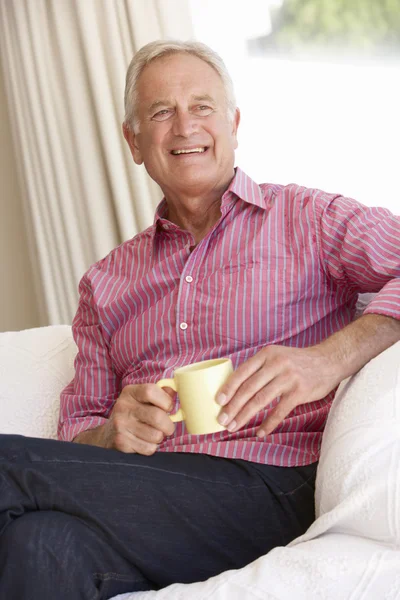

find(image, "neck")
[166,195,222,244]
[162,171,235,244]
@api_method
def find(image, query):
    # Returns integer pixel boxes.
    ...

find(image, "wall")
[0,66,42,332]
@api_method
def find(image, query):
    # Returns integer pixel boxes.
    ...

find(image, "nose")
[172,109,198,137]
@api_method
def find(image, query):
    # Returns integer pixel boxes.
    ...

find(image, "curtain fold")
[0,0,193,325]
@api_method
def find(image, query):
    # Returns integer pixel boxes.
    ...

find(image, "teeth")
[172,147,206,155]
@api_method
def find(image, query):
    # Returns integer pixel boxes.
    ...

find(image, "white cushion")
[0,325,76,439]
[312,340,400,545]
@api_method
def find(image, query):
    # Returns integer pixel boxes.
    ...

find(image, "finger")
[219,376,287,432]
[132,421,167,445]
[124,384,175,412]
[256,395,298,438]
[125,436,158,456]
[216,352,268,406]
[217,366,280,424]
[158,386,176,400]
[135,403,175,437]
[111,429,158,456]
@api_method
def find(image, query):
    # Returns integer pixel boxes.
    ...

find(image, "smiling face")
[123,52,240,201]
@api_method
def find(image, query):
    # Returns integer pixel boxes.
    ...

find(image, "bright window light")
[189,0,400,213]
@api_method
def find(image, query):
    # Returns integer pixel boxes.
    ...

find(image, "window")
[189,0,400,211]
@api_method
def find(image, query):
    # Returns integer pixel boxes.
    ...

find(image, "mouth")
[170,146,209,156]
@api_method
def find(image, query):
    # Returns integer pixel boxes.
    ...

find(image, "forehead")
[136,53,225,106]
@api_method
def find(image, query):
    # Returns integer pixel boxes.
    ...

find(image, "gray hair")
[124,40,236,132]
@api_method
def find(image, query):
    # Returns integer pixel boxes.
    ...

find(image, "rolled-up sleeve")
[316,194,400,319]
[58,269,121,441]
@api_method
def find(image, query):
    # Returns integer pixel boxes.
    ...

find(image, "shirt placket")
[175,246,200,343]
[175,234,217,360]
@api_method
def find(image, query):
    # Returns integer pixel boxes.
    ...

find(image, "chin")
[177,174,213,191]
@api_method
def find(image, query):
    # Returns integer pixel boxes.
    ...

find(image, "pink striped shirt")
[58,168,400,466]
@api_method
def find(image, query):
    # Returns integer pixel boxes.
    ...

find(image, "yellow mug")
[156,358,233,435]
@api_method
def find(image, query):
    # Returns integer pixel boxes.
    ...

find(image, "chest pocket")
[197,257,292,349]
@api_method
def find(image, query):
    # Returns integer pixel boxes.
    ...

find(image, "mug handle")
[156,378,184,423]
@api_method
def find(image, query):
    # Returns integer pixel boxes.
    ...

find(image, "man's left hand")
[216,345,342,437]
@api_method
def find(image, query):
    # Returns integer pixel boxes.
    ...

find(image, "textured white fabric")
[1,325,400,599]
[315,340,400,542]
[114,534,400,600]
[0,326,76,438]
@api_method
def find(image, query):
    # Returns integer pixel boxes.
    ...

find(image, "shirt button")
[180,322,188,330]
[185,275,193,283]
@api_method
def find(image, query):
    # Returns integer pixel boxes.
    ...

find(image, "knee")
[1,511,80,573]
[0,511,101,598]
[2,511,58,563]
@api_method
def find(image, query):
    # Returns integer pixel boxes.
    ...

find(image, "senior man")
[1,40,400,600]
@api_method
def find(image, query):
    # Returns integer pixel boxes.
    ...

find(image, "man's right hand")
[73,384,176,455]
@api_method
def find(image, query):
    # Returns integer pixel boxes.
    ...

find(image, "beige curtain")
[0,0,193,325]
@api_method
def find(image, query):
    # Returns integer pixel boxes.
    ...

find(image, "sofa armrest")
[0,325,77,439]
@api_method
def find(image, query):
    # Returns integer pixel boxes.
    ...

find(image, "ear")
[231,108,240,150]
[122,122,143,165]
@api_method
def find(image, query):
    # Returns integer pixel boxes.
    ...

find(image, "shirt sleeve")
[315,192,400,320]
[58,269,121,442]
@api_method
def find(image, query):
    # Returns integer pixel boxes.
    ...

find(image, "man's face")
[123,52,240,198]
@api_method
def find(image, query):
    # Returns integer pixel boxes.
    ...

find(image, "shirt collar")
[223,167,266,210]
[153,167,266,230]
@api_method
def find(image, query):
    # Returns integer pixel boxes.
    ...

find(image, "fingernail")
[227,420,237,432]
[216,393,228,406]
[218,412,229,426]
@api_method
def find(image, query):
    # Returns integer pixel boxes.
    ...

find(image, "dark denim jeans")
[0,434,317,600]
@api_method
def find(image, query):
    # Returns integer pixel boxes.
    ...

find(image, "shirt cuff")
[58,416,108,442]
[362,279,400,320]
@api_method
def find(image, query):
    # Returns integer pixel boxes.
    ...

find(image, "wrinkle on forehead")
[137,54,226,114]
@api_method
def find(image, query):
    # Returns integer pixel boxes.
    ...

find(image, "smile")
[170,147,208,155]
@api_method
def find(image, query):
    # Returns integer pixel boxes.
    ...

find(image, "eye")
[152,109,172,121]
[196,105,213,115]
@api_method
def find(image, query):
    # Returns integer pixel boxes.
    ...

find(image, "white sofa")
[1,324,400,600]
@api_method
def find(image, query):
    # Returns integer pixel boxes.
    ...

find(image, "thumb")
[162,386,177,401]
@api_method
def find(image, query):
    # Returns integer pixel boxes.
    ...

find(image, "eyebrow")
[147,94,216,115]
[147,100,168,115]
[192,94,216,104]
